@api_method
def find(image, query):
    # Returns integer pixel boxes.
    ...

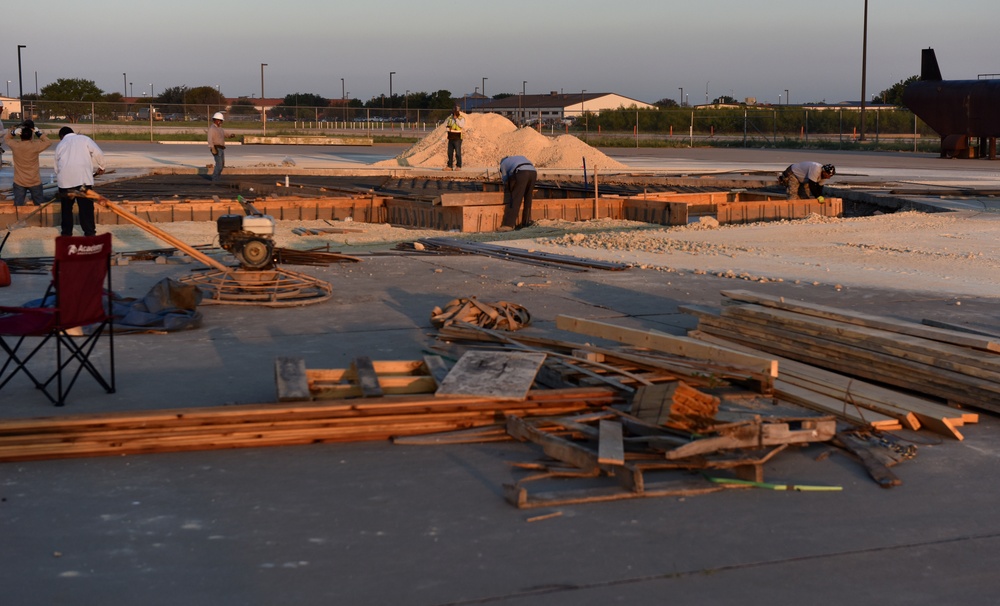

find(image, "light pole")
[5,81,9,97]
[260,63,267,134]
[521,81,526,124]
[859,0,869,141]
[679,87,683,106]
[341,78,346,122]
[482,77,487,98]
[389,71,395,108]
[785,89,789,105]
[129,82,133,98]
[404,90,409,122]
[123,73,127,97]
[17,45,26,105]
[581,89,587,136]
[149,83,153,98]
[705,81,710,104]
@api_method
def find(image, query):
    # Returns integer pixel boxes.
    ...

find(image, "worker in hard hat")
[778,162,835,200]
[208,112,227,182]
[444,105,466,171]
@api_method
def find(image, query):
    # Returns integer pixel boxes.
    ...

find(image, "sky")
[2,0,997,105]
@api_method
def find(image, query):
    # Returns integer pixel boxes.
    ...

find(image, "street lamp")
[705,81,710,104]
[482,77,487,98]
[785,89,789,105]
[859,0,869,141]
[679,87,683,106]
[260,63,268,134]
[5,81,9,97]
[129,82,133,98]
[123,73,126,97]
[389,71,395,109]
[404,89,409,122]
[341,78,345,100]
[17,45,26,105]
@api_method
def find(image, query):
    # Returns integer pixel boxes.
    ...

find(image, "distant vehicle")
[137,107,164,121]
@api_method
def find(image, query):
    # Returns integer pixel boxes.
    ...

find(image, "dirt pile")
[375,112,627,171]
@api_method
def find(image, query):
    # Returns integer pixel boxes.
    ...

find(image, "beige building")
[0,96,20,120]
[472,92,654,125]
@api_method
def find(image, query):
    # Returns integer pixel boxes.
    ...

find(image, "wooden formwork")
[0,192,842,233]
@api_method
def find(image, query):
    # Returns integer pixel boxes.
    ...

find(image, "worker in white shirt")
[54,127,105,236]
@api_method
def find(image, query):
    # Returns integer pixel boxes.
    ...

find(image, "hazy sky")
[2,0,997,105]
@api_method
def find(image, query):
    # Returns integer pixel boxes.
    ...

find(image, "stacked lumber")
[682,289,998,431]
[0,387,623,463]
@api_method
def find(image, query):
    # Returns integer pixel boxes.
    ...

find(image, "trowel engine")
[217,196,276,270]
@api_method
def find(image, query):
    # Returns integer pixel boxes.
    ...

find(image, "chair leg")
[40,324,116,406]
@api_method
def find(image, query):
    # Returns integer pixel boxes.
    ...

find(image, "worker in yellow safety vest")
[444,105,466,171]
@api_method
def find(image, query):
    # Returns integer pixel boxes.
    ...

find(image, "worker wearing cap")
[5,120,52,206]
[54,126,105,237]
[779,162,835,200]
[444,105,466,171]
[208,112,227,182]
[498,155,537,231]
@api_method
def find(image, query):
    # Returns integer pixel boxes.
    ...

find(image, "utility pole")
[261,63,268,134]
[859,0,868,141]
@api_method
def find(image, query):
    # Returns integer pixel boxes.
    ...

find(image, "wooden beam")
[555,315,777,378]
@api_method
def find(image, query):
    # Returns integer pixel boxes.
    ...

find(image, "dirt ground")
[5,206,999,299]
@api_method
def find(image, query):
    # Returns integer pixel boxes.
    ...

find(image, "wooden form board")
[716,198,841,224]
[555,315,778,379]
[436,192,505,207]
[435,351,547,400]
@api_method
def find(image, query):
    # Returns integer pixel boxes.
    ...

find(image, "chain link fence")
[11,100,936,151]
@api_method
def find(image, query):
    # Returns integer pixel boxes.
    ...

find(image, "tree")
[185,86,226,106]
[273,92,329,119]
[654,98,679,108]
[40,78,105,123]
[713,95,738,105]
[157,86,189,105]
[878,75,919,107]
[229,97,258,116]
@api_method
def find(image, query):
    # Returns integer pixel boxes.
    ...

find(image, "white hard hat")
[212,112,225,121]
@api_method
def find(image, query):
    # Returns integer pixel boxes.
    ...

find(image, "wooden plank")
[555,315,777,378]
[506,416,599,473]
[773,381,903,430]
[351,356,384,397]
[423,355,451,386]
[436,351,547,400]
[437,192,505,207]
[922,318,1000,339]
[597,420,625,466]
[721,289,1000,353]
[275,357,311,402]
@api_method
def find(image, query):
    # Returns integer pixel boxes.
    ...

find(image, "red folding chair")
[0,233,116,406]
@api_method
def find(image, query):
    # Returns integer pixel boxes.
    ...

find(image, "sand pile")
[376,112,627,171]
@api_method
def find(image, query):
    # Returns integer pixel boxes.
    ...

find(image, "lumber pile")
[503,409,839,508]
[0,387,623,463]
[682,289,996,437]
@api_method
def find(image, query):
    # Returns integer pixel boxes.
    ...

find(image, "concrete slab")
[2,145,1000,604]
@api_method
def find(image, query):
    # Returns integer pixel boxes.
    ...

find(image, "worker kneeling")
[778,162,835,200]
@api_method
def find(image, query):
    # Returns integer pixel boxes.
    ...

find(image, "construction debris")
[430,297,531,331]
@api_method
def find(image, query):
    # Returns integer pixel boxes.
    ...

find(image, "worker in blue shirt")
[498,155,537,231]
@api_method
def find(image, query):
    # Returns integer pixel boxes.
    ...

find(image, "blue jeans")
[212,146,225,180]
[13,183,46,206]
